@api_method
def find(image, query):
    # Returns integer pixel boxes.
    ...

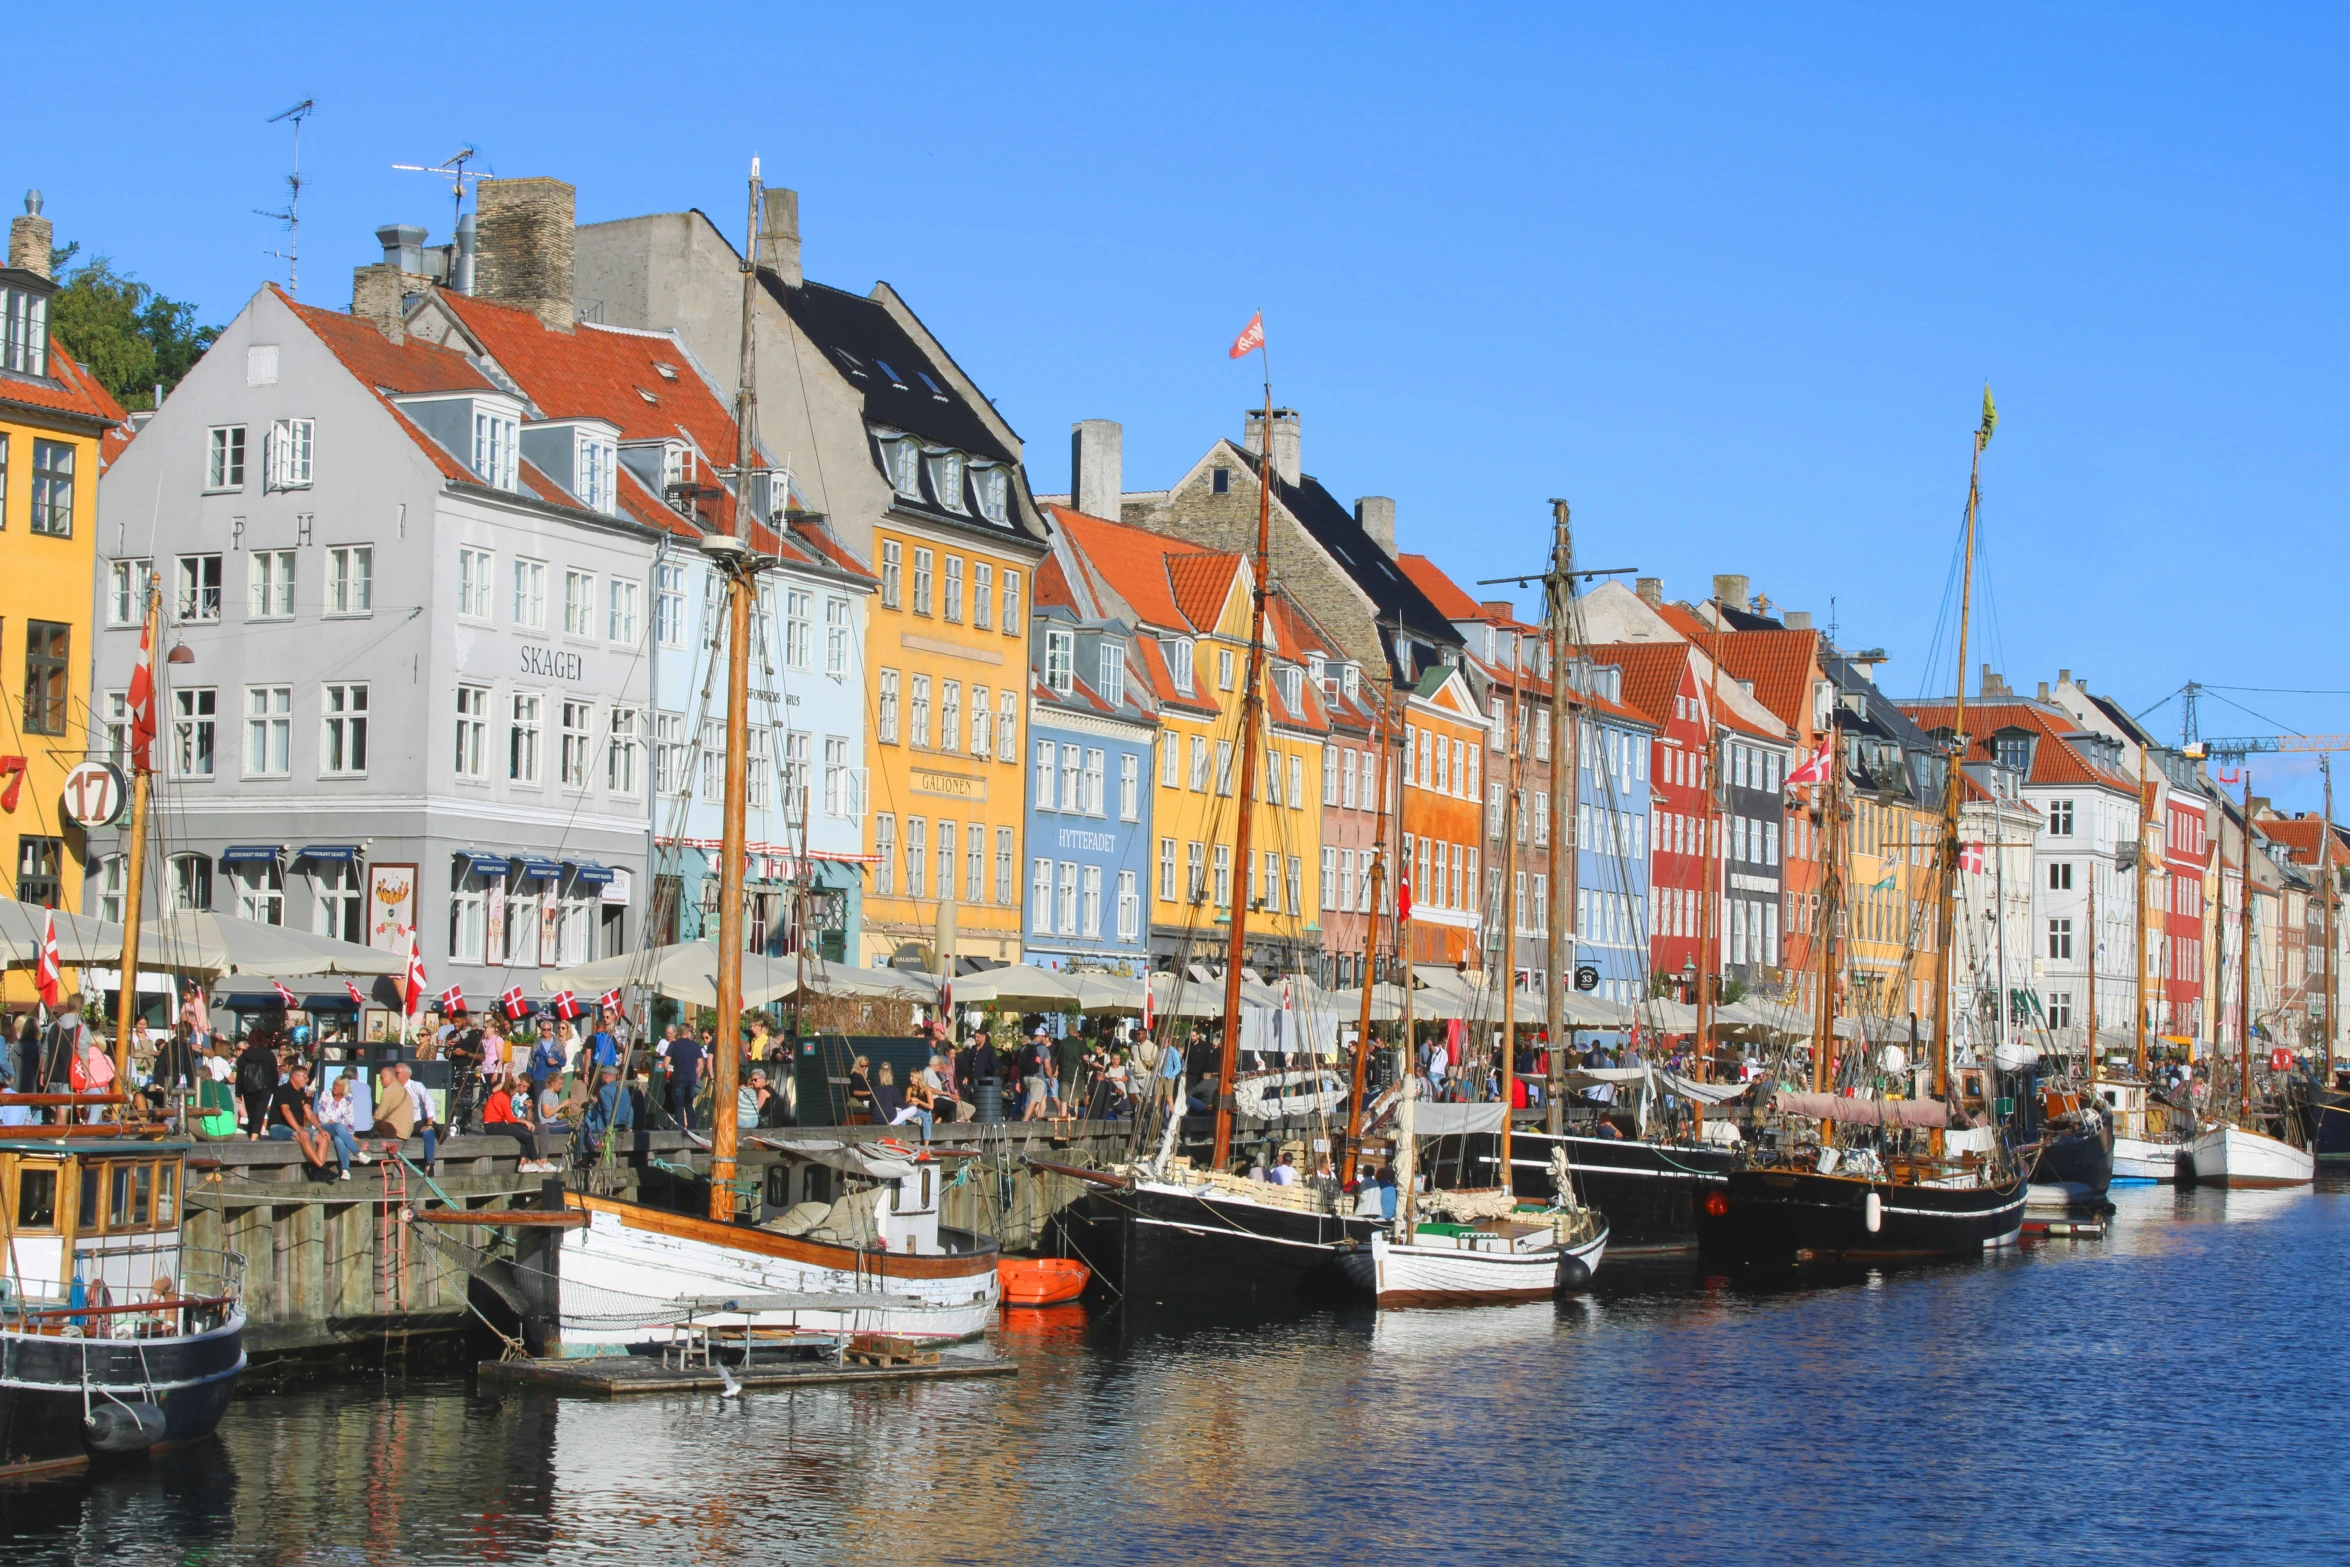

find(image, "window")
[653,560,686,645]
[874,814,897,895]
[13,621,66,737]
[559,700,592,787]
[169,853,211,913]
[701,720,726,802]
[607,708,640,793]
[910,674,932,748]
[605,577,641,645]
[881,540,903,608]
[232,859,283,925]
[974,466,1009,523]
[942,556,964,622]
[1188,734,1210,792]
[15,837,60,908]
[1035,740,1056,809]
[1120,753,1140,820]
[445,684,489,779]
[2048,918,2073,961]
[940,682,962,753]
[653,712,688,795]
[510,693,543,784]
[823,736,860,818]
[24,440,71,535]
[825,597,850,676]
[974,563,995,629]
[1060,743,1083,813]
[2046,990,2073,1028]
[459,548,495,620]
[912,548,934,616]
[1084,749,1106,815]
[1219,648,1236,690]
[244,684,291,775]
[1160,733,1179,788]
[905,818,927,898]
[1160,838,1177,900]
[1117,870,1139,941]
[1212,466,1231,494]
[2,285,49,377]
[107,559,152,626]
[575,432,617,513]
[320,684,368,775]
[1214,844,1232,908]
[2049,861,2073,891]
[174,553,223,623]
[1324,847,1340,911]
[744,724,771,810]
[1100,641,1126,706]
[174,687,216,777]
[969,685,992,756]
[995,827,1015,904]
[1286,856,1303,918]
[878,670,900,744]
[1045,629,1075,694]
[1058,861,1079,934]
[1032,859,1054,933]
[1170,639,1194,694]
[1289,754,1304,810]
[513,559,547,628]
[780,589,812,669]
[1216,740,1234,796]
[1082,865,1103,937]
[321,545,373,616]
[248,550,295,620]
[562,570,595,637]
[93,853,126,923]
[2049,799,2075,836]
[471,409,515,489]
[997,690,1018,762]
[1188,841,1206,902]
[446,863,487,961]
[1001,569,1021,632]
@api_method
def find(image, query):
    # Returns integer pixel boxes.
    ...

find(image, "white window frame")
[513,558,547,629]
[564,569,596,637]
[325,545,373,617]
[267,417,314,490]
[173,687,217,779]
[608,577,641,644]
[455,684,489,779]
[510,692,545,785]
[243,685,291,777]
[458,547,495,621]
[176,553,223,624]
[206,425,246,491]
[247,550,295,621]
[320,683,369,776]
[655,561,686,647]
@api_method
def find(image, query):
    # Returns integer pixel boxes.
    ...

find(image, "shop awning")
[220,845,283,865]
[455,850,510,878]
[510,856,564,882]
[562,859,615,888]
[294,844,361,864]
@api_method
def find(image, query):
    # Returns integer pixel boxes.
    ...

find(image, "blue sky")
[19,4,2348,808]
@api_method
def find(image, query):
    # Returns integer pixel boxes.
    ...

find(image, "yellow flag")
[1979,384,1997,444]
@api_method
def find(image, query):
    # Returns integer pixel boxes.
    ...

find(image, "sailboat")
[529,164,1001,1352]
[2100,755,2188,1183]
[1700,392,2026,1265]
[2179,768,2314,1189]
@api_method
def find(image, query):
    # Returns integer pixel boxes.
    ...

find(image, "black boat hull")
[1494,1131,1735,1253]
[2025,1128,2114,1202]
[2310,1085,2350,1162]
[0,1314,244,1479]
[1052,1183,1377,1306]
[1698,1169,2028,1265]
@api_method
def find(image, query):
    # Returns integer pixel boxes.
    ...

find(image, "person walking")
[235,1032,282,1141]
[667,1027,705,1132]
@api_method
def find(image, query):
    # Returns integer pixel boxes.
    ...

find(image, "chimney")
[1712,574,1750,613]
[1979,665,2013,698]
[2058,668,2071,687]
[350,223,434,345]
[453,213,477,295]
[1243,407,1301,485]
[1636,577,1664,608]
[2036,681,2050,702]
[760,186,802,287]
[474,176,576,331]
[1783,610,1811,630]
[9,190,51,278]
[1480,600,1514,621]
[1070,419,1123,520]
[1355,496,1395,558]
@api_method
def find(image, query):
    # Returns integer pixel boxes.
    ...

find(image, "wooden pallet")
[844,1333,939,1368]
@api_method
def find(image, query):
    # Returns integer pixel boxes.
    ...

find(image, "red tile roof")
[1393,553,1485,621]
[1901,699,2137,792]
[1165,552,1243,634]
[1591,641,1696,730]
[1046,505,1214,631]
[440,293,742,461]
[2255,815,2343,870]
[0,338,132,428]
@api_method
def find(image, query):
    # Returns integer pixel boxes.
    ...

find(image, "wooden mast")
[2240,767,2255,1127]
[705,158,763,1221]
[1696,611,1725,1075]
[1496,629,1525,1191]
[1932,390,1991,1149]
[1340,685,1395,1188]
[112,580,163,1083]
[2086,876,2098,1093]
[1209,384,1278,1170]
[1813,721,1841,1099]
[1544,502,1574,1135]
[2326,758,2338,1086]
[2135,754,2154,1078]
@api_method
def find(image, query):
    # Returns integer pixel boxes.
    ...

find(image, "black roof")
[1227,441,1460,654]
[765,276,1017,465]
[1717,602,1784,632]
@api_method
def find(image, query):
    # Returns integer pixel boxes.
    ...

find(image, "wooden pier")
[476,1352,1019,1399]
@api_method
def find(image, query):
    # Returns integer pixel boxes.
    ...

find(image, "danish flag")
[440,983,467,1014]
[126,614,157,773]
[345,979,366,1008]
[598,988,622,1012]
[33,910,61,1008]
[1785,735,1834,789]
[1960,841,1987,874]
[1228,310,1265,360]
[550,989,582,1021]
[402,929,427,1017]
[500,985,529,1021]
[271,980,298,1007]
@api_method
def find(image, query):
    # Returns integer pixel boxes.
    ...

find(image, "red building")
[1600,642,1713,996]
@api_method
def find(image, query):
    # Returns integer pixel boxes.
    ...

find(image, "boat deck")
[477,1351,1019,1399]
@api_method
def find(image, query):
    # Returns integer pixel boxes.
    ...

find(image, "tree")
[46,248,220,412]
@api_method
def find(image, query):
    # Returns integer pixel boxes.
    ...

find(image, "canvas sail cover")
[1766,1090,1949,1129]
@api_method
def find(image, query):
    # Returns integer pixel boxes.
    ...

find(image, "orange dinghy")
[997,1257,1090,1308]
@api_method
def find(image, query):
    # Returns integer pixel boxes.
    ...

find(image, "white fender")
[1863,1190,1882,1234]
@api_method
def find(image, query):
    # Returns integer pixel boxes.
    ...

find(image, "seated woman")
[747,1068,792,1129]
[482,1075,551,1171]
[871,1064,931,1141]
[846,1056,875,1124]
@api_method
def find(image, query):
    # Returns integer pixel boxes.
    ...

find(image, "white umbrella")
[137,911,405,978]
[549,943,923,1007]
[0,899,121,967]
[944,964,1083,1005]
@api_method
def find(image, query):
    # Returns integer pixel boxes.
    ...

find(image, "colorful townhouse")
[1601,643,1713,1002]
[2,194,121,986]
[1397,660,1488,969]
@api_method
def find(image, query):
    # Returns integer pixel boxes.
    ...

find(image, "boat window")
[154,1163,177,1226]
[920,1168,933,1210]
[803,1166,831,1207]
[132,1164,153,1227]
[890,1178,905,1214]
[111,1163,133,1229]
[15,1168,55,1229]
[79,1164,100,1229]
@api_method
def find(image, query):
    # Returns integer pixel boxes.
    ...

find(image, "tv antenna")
[393,146,490,234]
[256,98,316,294]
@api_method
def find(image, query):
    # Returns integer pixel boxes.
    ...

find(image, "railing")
[3,1247,244,1339]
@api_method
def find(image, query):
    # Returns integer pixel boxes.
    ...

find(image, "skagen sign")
[519,645,586,681]
[911,768,987,802]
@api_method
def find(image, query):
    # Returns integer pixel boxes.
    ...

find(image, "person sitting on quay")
[580,1063,635,1160]
[846,1054,875,1123]
[364,1061,440,1174]
[268,1063,334,1179]
[313,1072,369,1179]
[872,1063,930,1141]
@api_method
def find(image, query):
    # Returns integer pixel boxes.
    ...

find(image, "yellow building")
[1841,789,1943,1031]
[859,514,1040,967]
[1,198,121,973]
[1046,507,1323,975]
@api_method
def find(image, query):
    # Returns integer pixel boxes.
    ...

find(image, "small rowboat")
[997,1257,1089,1308]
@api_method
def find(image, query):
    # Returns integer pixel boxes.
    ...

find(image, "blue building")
[1566,659,1656,1013]
[1023,564,1154,975]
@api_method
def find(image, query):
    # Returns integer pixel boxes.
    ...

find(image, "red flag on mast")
[126,616,157,773]
[402,929,426,1017]
[33,910,61,1008]
[1228,311,1264,360]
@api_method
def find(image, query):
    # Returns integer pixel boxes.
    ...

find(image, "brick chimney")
[1783,610,1811,629]
[474,176,576,331]
[351,223,431,345]
[1243,407,1301,485]
[9,190,51,278]
[760,186,802,287]
[1354,496,1395,558]
[1071,419,1123,519]
[1712,574,1750,613]
[1980,665,2013,698]
[1636,577,1664,608]
[1480,600,1514,621]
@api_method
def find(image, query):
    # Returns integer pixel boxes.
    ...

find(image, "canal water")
[9,1179,2348,1565]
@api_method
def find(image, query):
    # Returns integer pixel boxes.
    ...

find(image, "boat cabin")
[750,1139,982,1258]
[1,1141,186,1306]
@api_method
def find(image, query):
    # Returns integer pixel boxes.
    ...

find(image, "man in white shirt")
[1267,1152,1299,1187]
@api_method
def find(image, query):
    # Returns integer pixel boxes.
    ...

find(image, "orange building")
[1399,663,1489,967]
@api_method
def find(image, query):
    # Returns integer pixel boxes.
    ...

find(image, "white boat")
[2111,1136,2182,1184]
[2180,1123,2314,1190]
[1337,1212,1608,1307]
[548,1144,999,1354]
[2096,1082,2184,1184]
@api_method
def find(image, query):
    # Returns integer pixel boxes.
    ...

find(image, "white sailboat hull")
[2111,1136,2181,1184]
[2182,1125,2314,1190]
[1338,1222,1608,1307]
[555,1203,999,1353]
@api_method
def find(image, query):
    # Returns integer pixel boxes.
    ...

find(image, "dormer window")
[652,362,679,381]
[1045,628,1075,694]
[1994,732,2031,774]
[1,282,49,377]
[472,409,518,491]
[927,451,967,513]
[1341,663,1360,700]
[972,465,1009,523]
[576,432,617,514]
[663,442,694,491]
[1100,640,1126,706]
[1308,653,1329,694]
[1278,665,1302,711]
[879,434,921,498]
[1169,638,1195,695]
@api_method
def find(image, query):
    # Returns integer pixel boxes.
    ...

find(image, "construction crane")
[2189,735,2350,761]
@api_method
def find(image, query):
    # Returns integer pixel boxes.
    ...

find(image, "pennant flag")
[1142,971,1156,1032]
[1227,310,1264,360]
[598,988,622,1013]
[127,613,157,773]
[345,979,366,1008]
[1960,841,1986,874]
[402,929,427,1017]
[1785,735,1834,789]
[551,989,582,1021]
[500,984,529,1021]
[1397,871,1413,924]
[1865,869,1898,894]
[439,982,467,1014]
[33,910,61,1008]
[271,980,298,1007]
